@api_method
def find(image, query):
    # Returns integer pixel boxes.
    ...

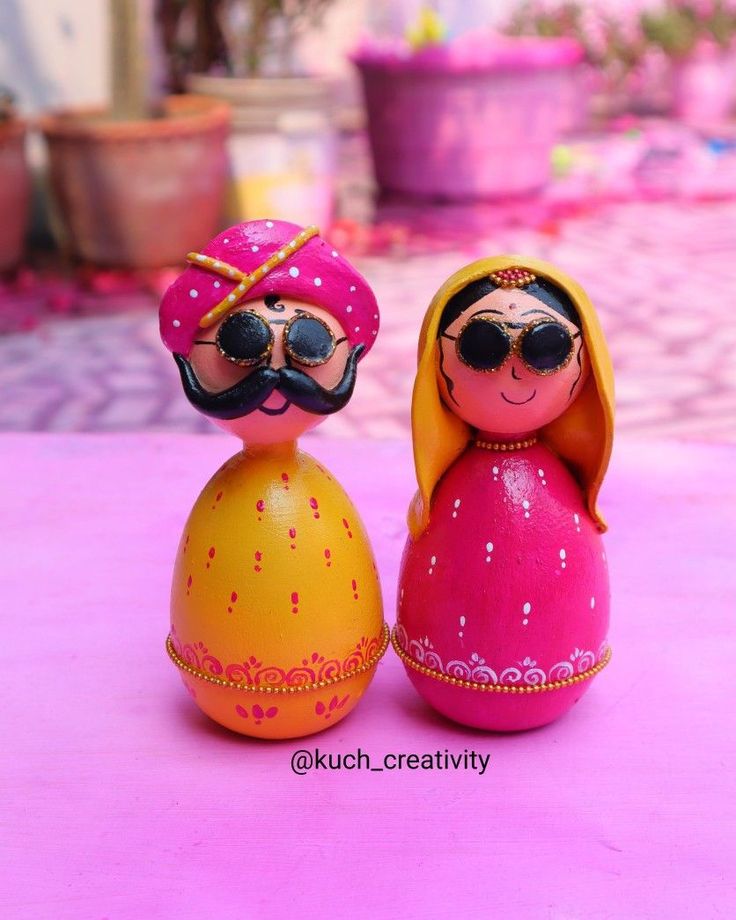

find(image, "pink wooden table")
[2,434,734,919]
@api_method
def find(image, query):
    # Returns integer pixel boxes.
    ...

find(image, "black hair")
[438,274,580,335]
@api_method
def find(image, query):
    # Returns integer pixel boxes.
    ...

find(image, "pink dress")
[396,442,610,731]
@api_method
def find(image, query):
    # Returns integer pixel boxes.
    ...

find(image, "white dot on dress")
[350,285,356,292]
[590,596,596,609]
[223,238,229,244]
[354,326,360,333]
[314,277,322,287]
[251,245,259,252]
[523,602,531,614]
[214,281,221,288]
[289,266,299,277]
[346,305,352,313]
[266,221,274,228]
[172,319,181,328]
[189,289,198,298]
[331,250,338,257]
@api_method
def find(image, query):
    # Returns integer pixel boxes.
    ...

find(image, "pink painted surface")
[2,433,734,918]
[397,442,609,730]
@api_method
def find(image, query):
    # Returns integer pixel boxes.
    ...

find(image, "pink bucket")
[354,35,583,200]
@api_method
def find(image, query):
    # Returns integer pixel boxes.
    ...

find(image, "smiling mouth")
[259,398,291,416]
[501,390,537,405]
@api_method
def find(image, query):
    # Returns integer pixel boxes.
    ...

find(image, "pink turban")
[159,220,379,357]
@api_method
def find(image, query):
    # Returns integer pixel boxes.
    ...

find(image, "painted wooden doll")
[159,221,387,739]
[394,257,615,731]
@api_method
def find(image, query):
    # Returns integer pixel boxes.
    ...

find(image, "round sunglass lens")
[520,322,573,373]
[457,320,510,371]
[217,311,272,365]
[285,316,335,366]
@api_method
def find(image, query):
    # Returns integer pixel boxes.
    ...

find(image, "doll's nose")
[511,362,523,380]
[268,327,287,367]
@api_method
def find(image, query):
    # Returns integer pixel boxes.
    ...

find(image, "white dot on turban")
[346,305,352,313]
[189,289,198,298]
[251,245,259,252]
[289,267,299,277]
[314,277,322,287]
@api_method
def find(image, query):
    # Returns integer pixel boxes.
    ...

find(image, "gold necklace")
[475,436,537,452]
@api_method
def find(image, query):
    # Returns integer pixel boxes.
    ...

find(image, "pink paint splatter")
[228,589,238,613]
[324,548,331,567]
[256,499,265,512]
[309,497,320,519]
[281,472,289,490]
[206,546,215,569]
[183,534,189,553]
[342,518,353,539]
[291,591,299,614]
[254,550,262,573]
[289,527,297,550]
[186,574,192,595]
[211,490,224,510]
[352,578,359,600]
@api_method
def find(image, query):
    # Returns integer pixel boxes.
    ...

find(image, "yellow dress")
[166,441,387,739]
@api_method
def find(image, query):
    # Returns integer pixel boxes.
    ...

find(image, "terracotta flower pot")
[187,74,335,229]
[39,95,231,268]
[0,119,31,272]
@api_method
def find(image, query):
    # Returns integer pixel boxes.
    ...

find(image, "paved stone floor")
[1,198,735,442]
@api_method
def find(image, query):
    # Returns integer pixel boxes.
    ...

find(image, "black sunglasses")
[444,317,578,375]
[198,309,339,368]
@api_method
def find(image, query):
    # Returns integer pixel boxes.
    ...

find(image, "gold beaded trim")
[475,437,537,451]
[187,224,320,330]
[166,622,390,693]
[391,628,611,693]
[489,267,536,288]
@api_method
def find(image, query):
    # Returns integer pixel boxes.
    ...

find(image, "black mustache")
[173,344,364,420]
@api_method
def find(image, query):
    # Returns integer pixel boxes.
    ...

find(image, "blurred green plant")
[641,1,736,57]
[157,0,336,87]
[505,1,647,92]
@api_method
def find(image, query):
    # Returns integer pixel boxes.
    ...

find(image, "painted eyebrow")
[471,308,505,317]
[520,308,556,319]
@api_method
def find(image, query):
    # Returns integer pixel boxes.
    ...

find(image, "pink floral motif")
[235,703,278,725]
[315,694,350,720]
[172,630,384,687]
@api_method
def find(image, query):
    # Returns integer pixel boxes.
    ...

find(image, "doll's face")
[183,295,353,444]
[437,287,589,437]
